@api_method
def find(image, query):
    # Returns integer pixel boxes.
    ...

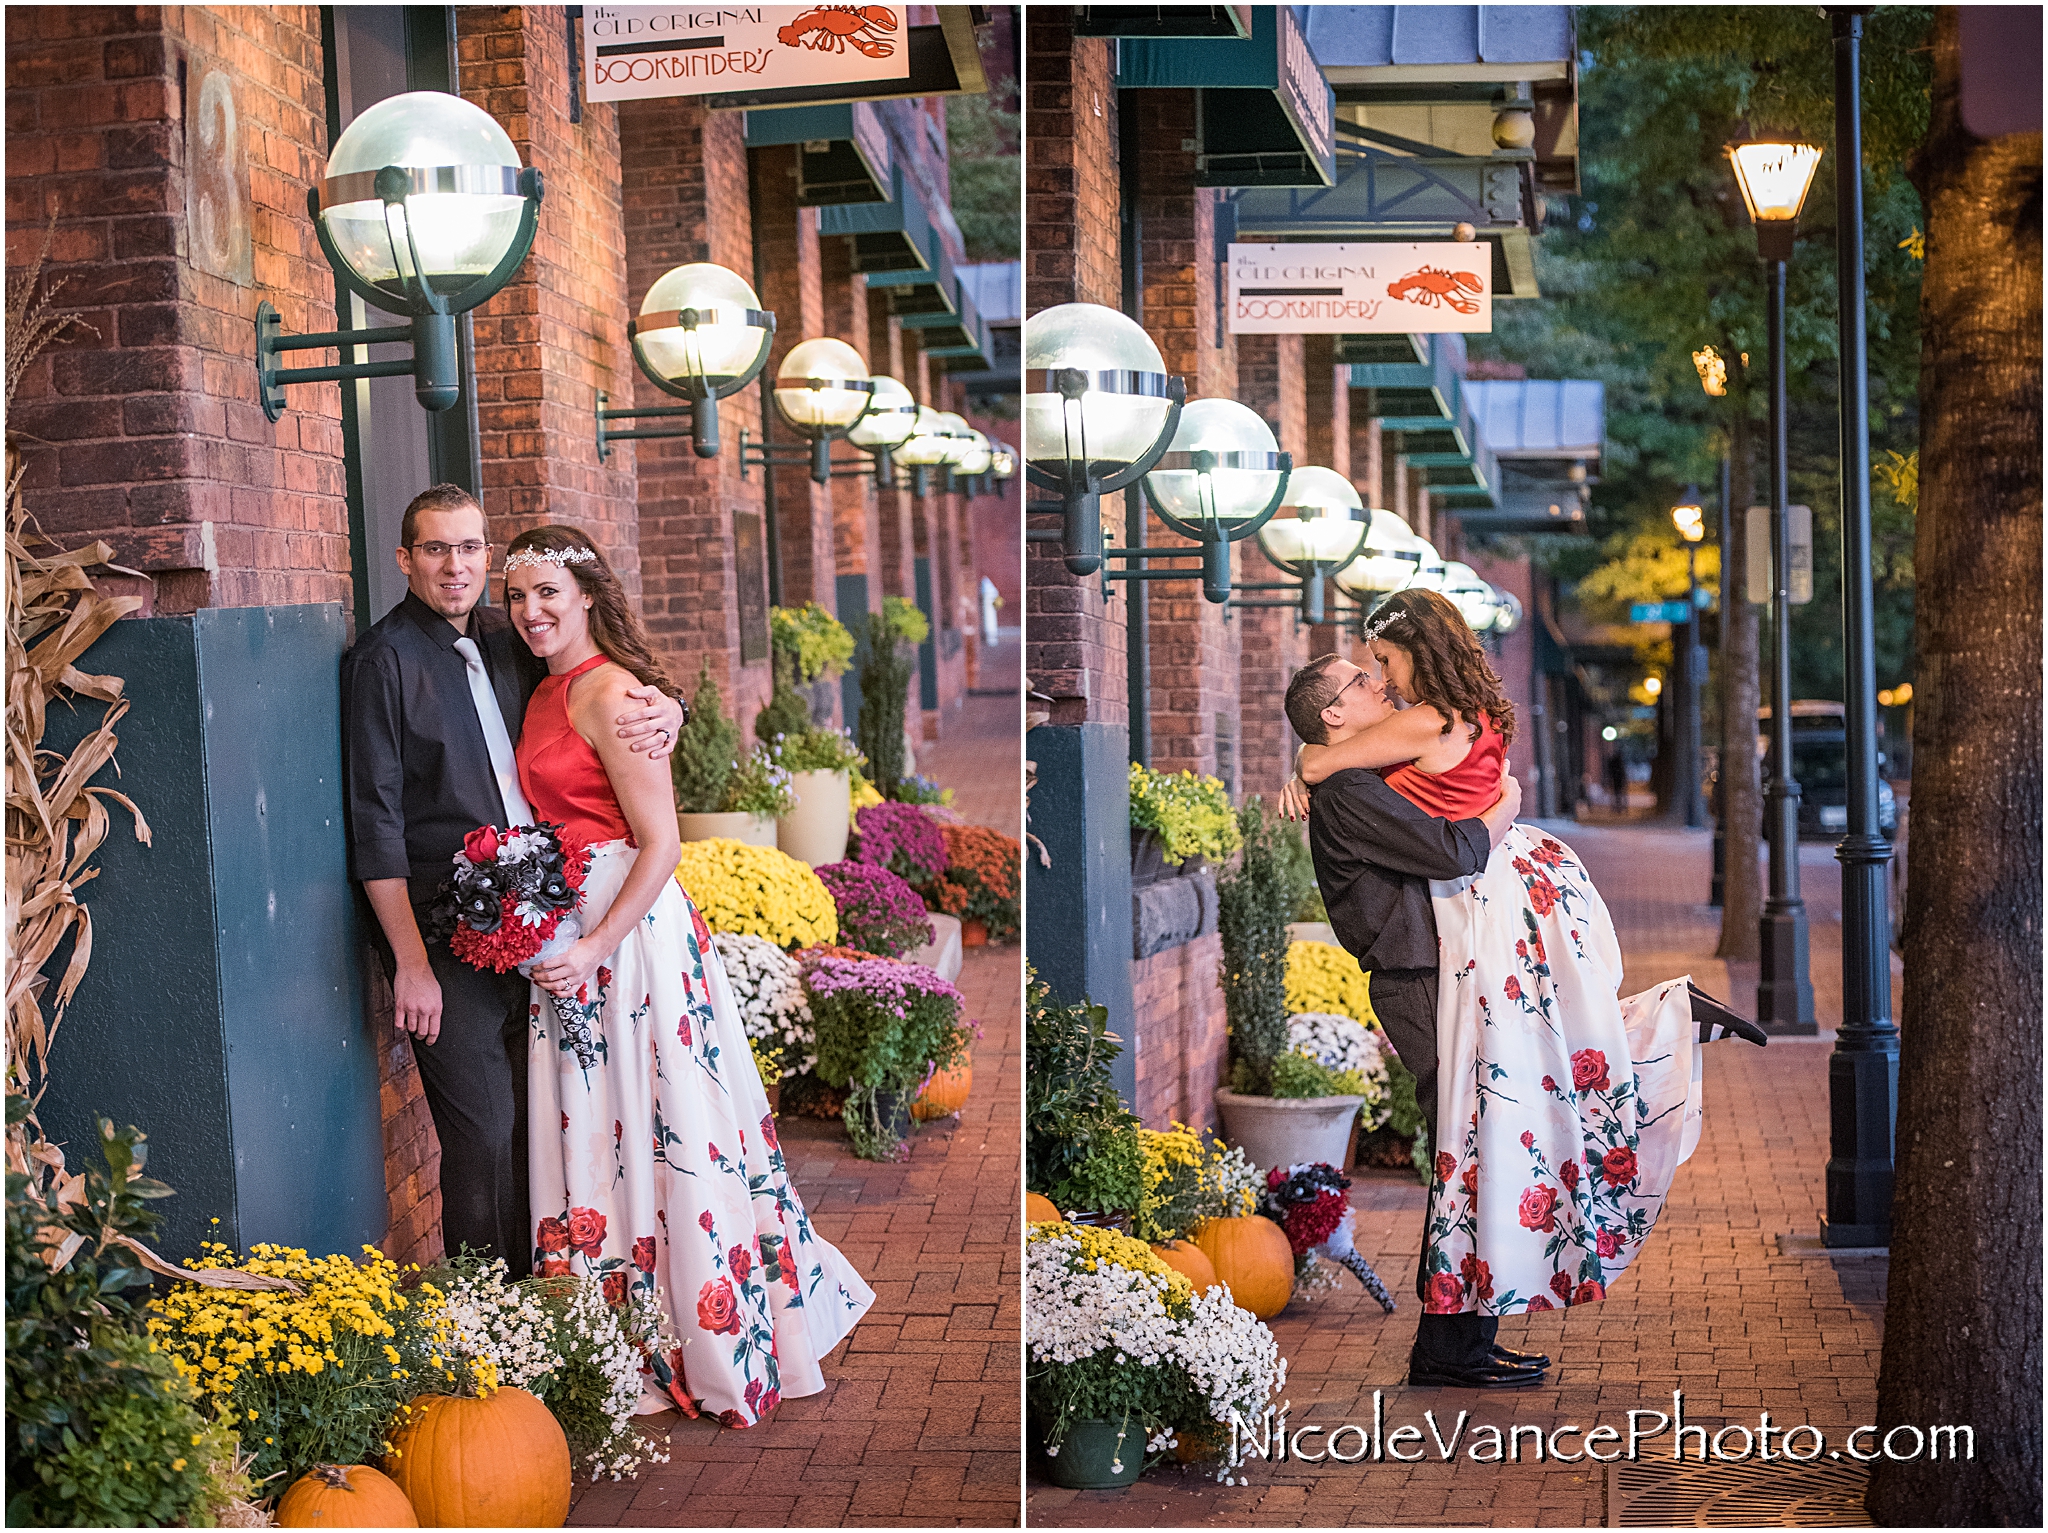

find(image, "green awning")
[1117,6,1335,187]
[742,101,892,207]
[925,312,994,372]
[1074,5,1252,38]
[900,268,979,348]
[819,163,933,274]
[866,238,958,317]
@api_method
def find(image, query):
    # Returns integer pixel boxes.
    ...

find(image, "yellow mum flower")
[1286,940,1377,1026]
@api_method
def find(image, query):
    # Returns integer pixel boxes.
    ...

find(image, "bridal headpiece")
[504,545,598,574]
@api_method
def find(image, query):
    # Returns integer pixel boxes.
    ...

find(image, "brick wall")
[1236,335,1310,799]
[1130,933,1226,1133]
[6,4,349,612]
[456,7,639,583]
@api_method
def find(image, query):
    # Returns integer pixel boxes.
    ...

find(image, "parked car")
[1760,702,1898,839]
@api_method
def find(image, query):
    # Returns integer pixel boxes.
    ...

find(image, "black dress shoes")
[1490,1343,1551,1370]
[1406,1357,1548,1389]
[1689,981,1770,1046]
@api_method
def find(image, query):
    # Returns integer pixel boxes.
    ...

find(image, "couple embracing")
[341,485,874,1426]
[1281,588,1764,1388]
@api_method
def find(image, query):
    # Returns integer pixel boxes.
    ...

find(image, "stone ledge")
[1132,866,1217,959]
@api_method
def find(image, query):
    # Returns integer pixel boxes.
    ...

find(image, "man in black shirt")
[1284,651,1542,1388]
[341,485,683,1276]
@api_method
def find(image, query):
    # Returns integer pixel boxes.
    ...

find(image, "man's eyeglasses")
[1333,669,1376,704]
[409,540,488,559]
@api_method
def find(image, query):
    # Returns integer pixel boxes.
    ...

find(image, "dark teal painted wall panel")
[36,606,386,1262]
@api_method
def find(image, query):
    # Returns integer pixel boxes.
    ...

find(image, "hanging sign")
[583,6,910,103]
[1227,242,1492,334]
[1745,505,1814,605]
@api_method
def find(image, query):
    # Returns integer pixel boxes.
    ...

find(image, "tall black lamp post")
[1821,6,1898,1247]
[1729,136,1822,1035]
[1670,487,1708,830]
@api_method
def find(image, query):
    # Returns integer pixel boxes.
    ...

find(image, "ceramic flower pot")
[1045,1418,1144,1490]
[961,918,989,947]
[777,769,852,867]
[678,811,777,847]
[1214,1089,1367,1175]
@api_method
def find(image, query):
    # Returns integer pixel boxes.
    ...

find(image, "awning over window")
[698,12,987,110]
[743,101,892,207]
[1351,332,1465,422]
[1117,6,1335,187]
[867,237,958,317]
[819,163,934,274]
[902,270,981,351]
[1446,377,1603,529]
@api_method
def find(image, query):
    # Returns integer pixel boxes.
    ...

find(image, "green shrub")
[770,602,856,683]
[1269,1048,1367,1100]
[1024,973,1144,1206]
[853,606,920,794]
[1272,818,1328,922]
[1218,800,1291,1094]
[672,664,740,814]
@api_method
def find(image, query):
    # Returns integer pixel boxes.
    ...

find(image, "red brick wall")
[456,8,639,584]
[5,4,349,611]
[1236,336,1310,799]
[1353,414,1384,508]
[1131,933,1226,1134]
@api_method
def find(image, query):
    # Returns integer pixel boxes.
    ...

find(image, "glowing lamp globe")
[320,91,527,300]
[1256,466,1369,573]
[1406,539,1449,592]
[933,411,975,466]
[774,337,874,432]
[894,406,954,469]
[847,374,919,450]
[1334,510,1423,598]
[1492,589,1524,634]
[1441,562,1499,629]
[634,263,774,391]
[956,430,994,477]
[1143,399,1285,531]
[1025,303,1175,478]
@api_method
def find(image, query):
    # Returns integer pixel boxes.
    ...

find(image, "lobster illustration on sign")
[777,5,899,57]
[1386,266,1485,315]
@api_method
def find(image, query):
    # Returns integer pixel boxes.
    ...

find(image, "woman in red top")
[1285,589,1716,1331]
[504,525,874,1429]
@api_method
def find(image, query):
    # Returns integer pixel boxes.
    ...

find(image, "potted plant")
[805,954,969,1161]
[853,596,927,799]
[931,823,1020,945]
[852,800,949,891]
[813,860,935,960]
[674,664,758,843]
[1214,803,1364,1174]
[1130,1121,1259,1296]
[1284,1010,1394,1170]
[711,931,816,1109]
[674,838,839,952]
[770,725,865,868]
[1127,763,1241,887]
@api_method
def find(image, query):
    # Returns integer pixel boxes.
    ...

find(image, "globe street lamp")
[1671,487,1708,830]
[773,337,876,484]
[1439,562,1500,632]
[1250,466,1370,624]
[1333,509,1424,618]
[1731,134,1822,1034]
[257,91,544,420]
[1129,399,1292,605]
[597,262,776,460]
[933,410,976,493]
[894,405,957,497]
[846,373,919,488]
[1024,303,1184,576]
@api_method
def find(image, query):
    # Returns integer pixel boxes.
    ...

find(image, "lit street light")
[1672,486,1707,830]
[1730,132,1822,1035]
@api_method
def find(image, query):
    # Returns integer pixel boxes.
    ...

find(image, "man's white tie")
[452,634,536,826]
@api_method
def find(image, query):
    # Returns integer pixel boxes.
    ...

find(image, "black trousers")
[380,939,532,1279]
[1370,966,1499,1370]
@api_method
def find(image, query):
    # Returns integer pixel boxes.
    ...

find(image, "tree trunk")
[1715,406,1762,961]
[1869,10,2042,1525]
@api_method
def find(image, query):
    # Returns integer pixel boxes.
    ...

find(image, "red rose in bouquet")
[438,820,592,974]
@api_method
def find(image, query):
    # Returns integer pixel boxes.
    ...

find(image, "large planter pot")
[678,810,777,847]
[778,769,851,867]
[1044,1418,1144,1490]
[961,918,989,947]
[1214,1088,1367,1176]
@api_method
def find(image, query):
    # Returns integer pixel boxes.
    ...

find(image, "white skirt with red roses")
[1420,823,1703,1316]
[528,839,876,1423]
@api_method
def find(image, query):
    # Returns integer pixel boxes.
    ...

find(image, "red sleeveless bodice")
[1381,715,1505,820]
[515,653,634,845]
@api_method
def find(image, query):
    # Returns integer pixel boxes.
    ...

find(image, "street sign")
[1227,242,1492,334]
[584,5,910,103]
[1745,504,1814,605]
[1630,600,1693,623]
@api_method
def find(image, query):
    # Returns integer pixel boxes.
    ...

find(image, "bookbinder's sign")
[584,6,911,103]
[1227,242,1493,335]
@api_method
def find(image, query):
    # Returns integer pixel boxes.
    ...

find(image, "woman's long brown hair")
[1368,586,1517,747]
[504,524,679,697]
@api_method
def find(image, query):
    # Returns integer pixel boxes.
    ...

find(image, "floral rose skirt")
[529,840,876,1423]
[1423,824,1703,1315]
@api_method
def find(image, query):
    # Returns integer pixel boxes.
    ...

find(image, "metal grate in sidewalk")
[1607,1457,1874,1527]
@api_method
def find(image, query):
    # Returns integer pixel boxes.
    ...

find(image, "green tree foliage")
[672,663,741,813]
[945,77,1019,263]
[1474,7,1929,698]
[853,607,919,793]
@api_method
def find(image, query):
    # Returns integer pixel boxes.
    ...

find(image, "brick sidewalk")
[1029,818,1888,1527]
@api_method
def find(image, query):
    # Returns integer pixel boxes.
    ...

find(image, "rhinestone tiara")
[504,545,598,574]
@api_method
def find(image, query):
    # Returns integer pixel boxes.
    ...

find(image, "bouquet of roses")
[1257,1161,1396,1313]
[437,822,599,1066]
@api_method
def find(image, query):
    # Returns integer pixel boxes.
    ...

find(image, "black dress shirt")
[341,592,548,906]
[1307,767,1493,973]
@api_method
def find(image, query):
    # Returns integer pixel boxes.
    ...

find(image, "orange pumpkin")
[276,1464,419,1528]
[1024,1191,1061,1223]
[1193,1214,1295,1319]
[1149,1238,1219,1295]
[384,1389,570,1528]
[912,1053,972,1120]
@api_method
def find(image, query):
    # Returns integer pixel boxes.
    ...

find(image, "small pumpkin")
[1024,1191,1061,1224]
[1149,1238,1219,1295]
[911,1052,972,1120]
[1192,1214,1294,1319]
[384,1388,570,1528]
[276,1464,419,1528]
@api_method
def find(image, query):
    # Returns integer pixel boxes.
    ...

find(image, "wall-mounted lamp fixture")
[1244,467,1372,625]
[1333,509,1425,613]
[770,337,875,484]
[258,91,543,421]
[1105,399,1290,606]
[1023,303,1184,575]
[893,405,956,497]
[596,262,775,460]
[847,373,920,487]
